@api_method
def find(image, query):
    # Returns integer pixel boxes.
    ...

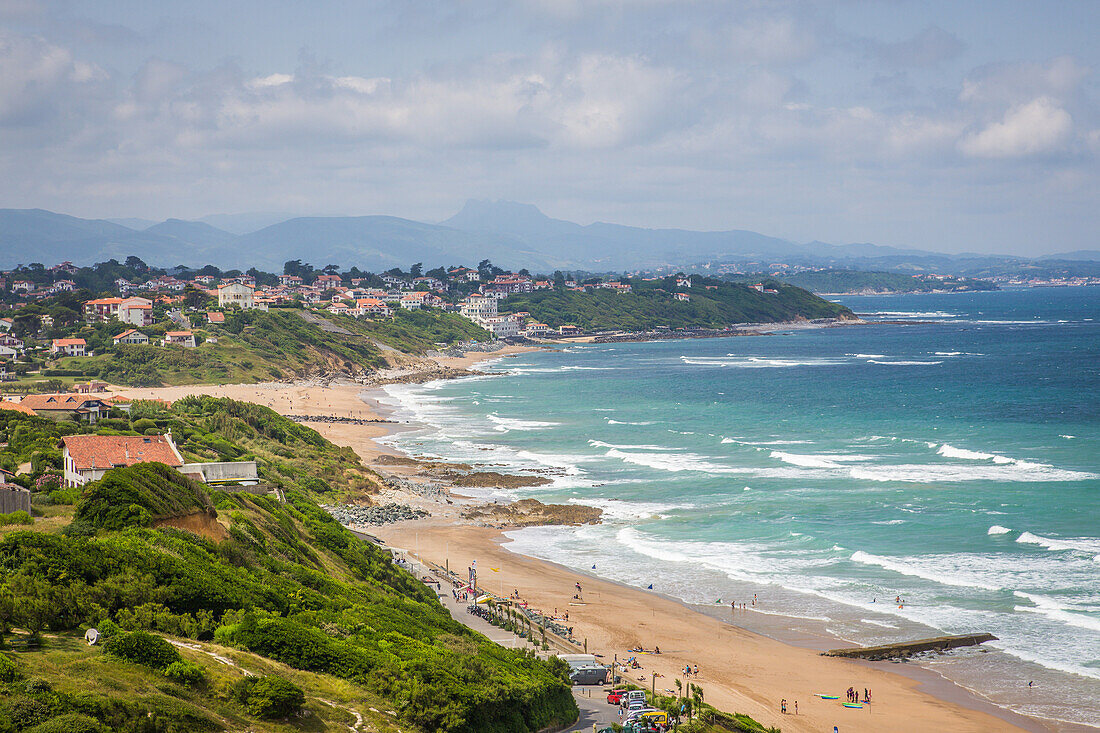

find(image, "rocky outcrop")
[463,498,602,528]
[322,502,430,526]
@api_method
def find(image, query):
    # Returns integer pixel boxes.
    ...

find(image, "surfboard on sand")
[843,703,864,709]
[815,694,839,699]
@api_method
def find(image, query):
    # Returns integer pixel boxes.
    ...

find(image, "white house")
[217,282,256,309]
[112,329,149,345]
[163,331,197,348]
[60,433,184,487]
[460,294,498,321]
[51,338,87,356]
[479,316,521,339]
[674,292,690,302]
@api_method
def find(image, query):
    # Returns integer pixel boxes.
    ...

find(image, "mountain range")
[2,201,1096,273]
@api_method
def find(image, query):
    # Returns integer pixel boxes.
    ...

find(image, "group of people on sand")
[847,687,871,704]
[683,663,700,677]
[780,699,797,715]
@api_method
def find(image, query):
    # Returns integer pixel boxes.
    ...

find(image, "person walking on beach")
[693,664,699,676]
[780,699,787,714]
[794,700,798,715]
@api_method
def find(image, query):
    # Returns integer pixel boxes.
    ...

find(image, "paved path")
[400,551,620,730]
[564,687,621,732]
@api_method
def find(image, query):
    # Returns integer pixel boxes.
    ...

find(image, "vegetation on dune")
[500,275,852,330]
[338,308,490,353]
[0,449,577,732]
[73,463,215,532]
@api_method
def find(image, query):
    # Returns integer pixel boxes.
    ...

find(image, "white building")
[218,282,256,309]
[460,294,498,320]
[480,316,521,339]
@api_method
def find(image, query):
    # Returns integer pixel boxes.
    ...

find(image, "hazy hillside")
[4,202,1095,273]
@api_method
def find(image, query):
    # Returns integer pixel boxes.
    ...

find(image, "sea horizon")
[377,287,1100,730]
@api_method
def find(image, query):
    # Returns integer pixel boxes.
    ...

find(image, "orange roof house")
[61,433,184,487]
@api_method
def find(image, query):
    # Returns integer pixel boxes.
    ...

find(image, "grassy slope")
[51,308,488,387]
[5,632,405,733]
[0,402,578,733]
[500,277,853,330]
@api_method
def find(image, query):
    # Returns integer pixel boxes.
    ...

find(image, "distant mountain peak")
[443,199,555,231]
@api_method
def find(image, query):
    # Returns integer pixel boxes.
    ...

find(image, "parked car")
[626,690,647,704]
[569,664,609,685]
[606,689,628,704]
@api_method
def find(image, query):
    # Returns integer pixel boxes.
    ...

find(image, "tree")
[477,259,493,278]
[283,260,313,277]
[125,256,148,271]
[553,271,566,290]
[322,264,341,274]
[410,262,423,278]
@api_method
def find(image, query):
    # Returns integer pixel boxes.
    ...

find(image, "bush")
[0,653,21,682]
[164,660,206,687]
[0,511,32,526]
[48,487,81,505]
[131,418,157,432]
[24,713,108,733]
[94,619,121,640]
[234,675,305,719]
[103,631,181,670]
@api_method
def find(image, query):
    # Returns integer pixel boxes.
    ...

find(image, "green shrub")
[234,675,305,719]
[24,713,108,733]
[0,653,21,682]
[0,511,32,526]
[74,463,214,531]
[48,487,81,505]
[94,619,121,640]
[164,660,205,687]
[103,631,181,670]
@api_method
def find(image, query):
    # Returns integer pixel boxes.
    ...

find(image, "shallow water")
[379,288,1100,727]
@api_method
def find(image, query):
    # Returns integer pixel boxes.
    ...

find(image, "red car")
[606,689,628,704]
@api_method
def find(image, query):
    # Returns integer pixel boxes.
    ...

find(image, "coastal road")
[564,687,621,732]
[399,551,620,732]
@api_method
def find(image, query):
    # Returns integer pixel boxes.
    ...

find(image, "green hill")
[74,462,215,531]
[1,468,577,732]
[53,307,487,387]
[500,276,853,330]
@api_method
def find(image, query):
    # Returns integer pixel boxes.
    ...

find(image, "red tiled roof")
[165,331,192,337]
[61,434,182,471]
[0,401,37,416]
[20,393,107,411]
[206,312,225,323]
[113,329,138,340]
[52,338,86,347]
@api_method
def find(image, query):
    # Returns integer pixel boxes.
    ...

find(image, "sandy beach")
[107,344,1059,733]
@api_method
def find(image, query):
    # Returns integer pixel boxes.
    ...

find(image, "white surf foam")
[867,359,943,366]
[1016,532,1100,559]
[849,551,1002,590]
[680,356,848,368]
[568,497,688,520]
[487,413,559,431]
[987,525,1012,535]
[588,439,682,451]
[1013,592,1100,633]
[770,451,842,468]
[605,448,749,475]
[606,418,657,425]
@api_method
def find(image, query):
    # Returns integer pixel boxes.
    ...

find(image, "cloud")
[0,31,106,126]
[874,25,966,67]
[959,97,1073,158]
[960,56,1089,107]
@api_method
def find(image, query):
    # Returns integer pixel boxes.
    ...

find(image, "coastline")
[108,341,1075,733]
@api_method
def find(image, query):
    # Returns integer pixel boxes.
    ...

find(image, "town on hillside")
[0,257,798,386]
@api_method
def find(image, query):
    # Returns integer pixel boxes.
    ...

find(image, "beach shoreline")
[108,340,1080,733]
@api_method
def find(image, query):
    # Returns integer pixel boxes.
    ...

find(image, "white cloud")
[959,97,1073,158]
[959,56,1089,107]
[0,31,105,125]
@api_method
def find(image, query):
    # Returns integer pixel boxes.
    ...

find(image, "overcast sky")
[2,1,1098,255]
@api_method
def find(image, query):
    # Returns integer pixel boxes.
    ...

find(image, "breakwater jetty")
[822,633,998,661]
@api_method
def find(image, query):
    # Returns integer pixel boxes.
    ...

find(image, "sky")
[1,1,1098,256]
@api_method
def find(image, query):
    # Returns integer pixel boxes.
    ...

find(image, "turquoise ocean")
[378,288,1100,728]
